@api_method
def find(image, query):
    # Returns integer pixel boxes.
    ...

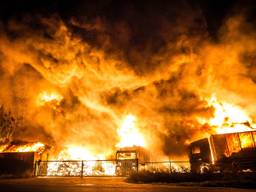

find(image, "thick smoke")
[0,1,256,159]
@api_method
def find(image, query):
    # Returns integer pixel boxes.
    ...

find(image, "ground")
[0,177,255,192]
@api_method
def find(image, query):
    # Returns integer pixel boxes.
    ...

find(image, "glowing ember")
[37,91,63,106]
[116,114,146,148]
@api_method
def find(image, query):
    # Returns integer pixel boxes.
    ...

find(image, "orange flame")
[0,142,45,153]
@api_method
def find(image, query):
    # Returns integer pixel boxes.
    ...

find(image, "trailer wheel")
[200,163,211,174]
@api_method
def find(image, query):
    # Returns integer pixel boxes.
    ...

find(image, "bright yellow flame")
[57,145,101,160]
[208,96,252,134]
[116,114,146,148]
[209,97,248,125]
[0,144,8,152]
[215,124,252,134]
[37,91,63,106]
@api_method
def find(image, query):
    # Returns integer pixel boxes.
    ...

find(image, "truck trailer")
[116,146,149,176]
[188,130,256,173]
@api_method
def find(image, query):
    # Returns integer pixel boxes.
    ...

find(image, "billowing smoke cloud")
[0,1,256,159]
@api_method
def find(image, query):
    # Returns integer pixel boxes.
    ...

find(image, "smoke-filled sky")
[0,0,256,158]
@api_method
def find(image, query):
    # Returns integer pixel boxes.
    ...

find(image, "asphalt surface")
[0,177,255,192]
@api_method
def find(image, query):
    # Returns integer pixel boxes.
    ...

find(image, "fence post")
[81,160,84,178]
[136,159,139,173]
[169,160,172,173]
[34,160,37,177]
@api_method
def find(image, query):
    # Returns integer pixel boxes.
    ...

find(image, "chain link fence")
[139,161,190,173]
[35,160,190,177]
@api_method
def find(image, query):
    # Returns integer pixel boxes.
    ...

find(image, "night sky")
[1,0,255,75]
[0,0,255,38]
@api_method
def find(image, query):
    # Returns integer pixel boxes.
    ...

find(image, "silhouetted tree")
[0,106,19,143]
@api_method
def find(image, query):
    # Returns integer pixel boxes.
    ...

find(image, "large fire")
[1,96,255,175]
[116,114,146,148]
[57,145,104,160]
[46,145,116,176]
[44,114,148,176]
[49,114,145,161]
[0,2,256,176]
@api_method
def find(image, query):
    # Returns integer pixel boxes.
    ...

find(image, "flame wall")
[0,1,256,159]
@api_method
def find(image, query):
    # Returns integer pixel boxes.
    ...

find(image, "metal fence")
[36,160,116,177]
[139,161,190,173]
[35,160,190,177]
